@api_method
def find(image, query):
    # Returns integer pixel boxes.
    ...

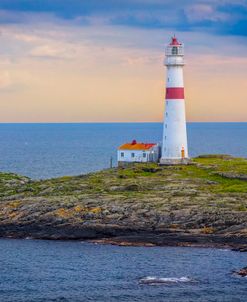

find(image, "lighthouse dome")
[170,37,181,46]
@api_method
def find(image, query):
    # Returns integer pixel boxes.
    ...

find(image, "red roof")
[118,140,156,151]
[170,36,181,46]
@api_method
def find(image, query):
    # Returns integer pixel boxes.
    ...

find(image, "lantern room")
[165,36,184,66]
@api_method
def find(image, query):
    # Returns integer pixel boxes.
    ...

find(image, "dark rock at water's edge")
[231,246,247,252]
[1,222,247,251]
[1,155,247,249]
[233,267,247,277]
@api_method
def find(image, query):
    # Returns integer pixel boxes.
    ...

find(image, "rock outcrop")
[0,155,247,249]
[233,267,247,277]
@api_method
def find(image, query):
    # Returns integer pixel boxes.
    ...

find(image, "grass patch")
[193,156,247,175]
[176,163,247,193]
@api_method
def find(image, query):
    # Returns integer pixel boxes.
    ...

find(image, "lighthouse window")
[120,152,124,157]
[131,153,135,158]
[172,46,178,55]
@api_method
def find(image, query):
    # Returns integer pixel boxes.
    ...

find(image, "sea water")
[0,122,246,179]
[0,239,246,302]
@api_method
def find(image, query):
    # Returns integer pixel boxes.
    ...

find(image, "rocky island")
[1,155,247,250]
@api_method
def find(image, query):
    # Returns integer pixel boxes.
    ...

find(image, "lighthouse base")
[159,158,190,165]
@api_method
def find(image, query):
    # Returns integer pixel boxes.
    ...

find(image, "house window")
[120,152,124,157]
[166,112,168,117]
[143,153,146,158]
[165,124,167,128]
[131,153,135,158]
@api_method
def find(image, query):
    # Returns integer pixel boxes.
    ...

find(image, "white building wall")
[162,100,188,158]
[151,145,160,162]
[118,145,159,163]
[167,66,184,87]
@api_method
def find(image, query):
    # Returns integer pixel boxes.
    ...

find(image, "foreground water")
[0,122,247,179]
[0,239,246,302]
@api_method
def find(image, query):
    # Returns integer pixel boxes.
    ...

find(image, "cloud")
[0,5,246,122]
[184,4,229,23]
[0,0,245,37]
[0,70,25,92]
[0,71,12,89]
[30,44,76,60]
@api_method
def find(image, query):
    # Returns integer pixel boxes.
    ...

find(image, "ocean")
[0,122,246,179]
[0,122,247,301]
[0,239,246,302]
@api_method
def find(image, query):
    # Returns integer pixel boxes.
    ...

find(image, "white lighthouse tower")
[160,36,189,164]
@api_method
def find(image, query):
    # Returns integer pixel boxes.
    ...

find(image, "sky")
[0,0,247,122]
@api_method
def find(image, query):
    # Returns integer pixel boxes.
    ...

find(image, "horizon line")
[0,121,247,124]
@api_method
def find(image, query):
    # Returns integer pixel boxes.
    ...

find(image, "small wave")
[139,276,195,285]
[24,237,33,240]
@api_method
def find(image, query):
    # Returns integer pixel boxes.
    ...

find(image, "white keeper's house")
[117,140,160,165]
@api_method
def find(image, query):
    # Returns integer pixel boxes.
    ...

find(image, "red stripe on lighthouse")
[166,87,184,99]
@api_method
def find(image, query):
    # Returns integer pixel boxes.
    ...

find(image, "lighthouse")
[160,36,189,164]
